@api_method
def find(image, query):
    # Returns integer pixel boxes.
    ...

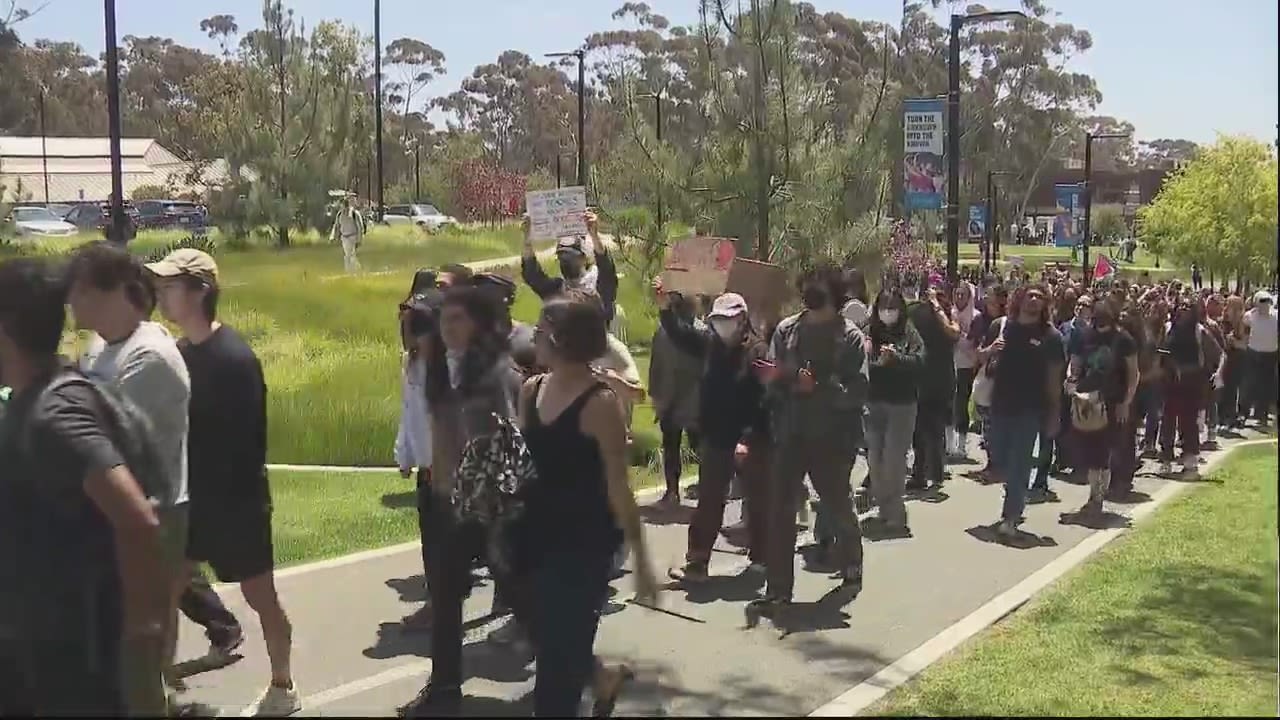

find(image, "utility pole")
[103,0,126,243]
[38,87,50,204]
[373,0,385,222]
[1082,131,1130,283]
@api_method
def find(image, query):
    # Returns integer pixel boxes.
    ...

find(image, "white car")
[9,206,78,237]
[384,203,457,231]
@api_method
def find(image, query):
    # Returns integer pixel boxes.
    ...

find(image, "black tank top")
[520,378,622,559]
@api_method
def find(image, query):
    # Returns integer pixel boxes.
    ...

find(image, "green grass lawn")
[872,442,1279,717]
[269,464,669,566]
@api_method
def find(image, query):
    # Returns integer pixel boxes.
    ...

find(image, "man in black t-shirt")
[979,284,1064,539]
[904,278,959,491]
[0,257,168,715]
[147,249,301,716]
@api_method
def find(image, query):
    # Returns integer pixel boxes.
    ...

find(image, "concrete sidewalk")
[173,428,1273,717]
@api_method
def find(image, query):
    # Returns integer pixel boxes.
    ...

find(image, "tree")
[383,37,445,144]
[1089,205,1126,243]
[1138,136,1277,284]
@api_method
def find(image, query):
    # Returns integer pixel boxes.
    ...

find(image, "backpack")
[24,372,174,510]
[971,316,1009,408]
[451,411,539,574]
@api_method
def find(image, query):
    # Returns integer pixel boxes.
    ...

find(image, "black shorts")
[187,503,275,583]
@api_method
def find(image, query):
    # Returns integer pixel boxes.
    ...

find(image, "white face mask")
[711,317,741,342]
[878,309,901,325]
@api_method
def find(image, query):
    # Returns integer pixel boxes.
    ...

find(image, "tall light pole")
[546,49,586,187]
[373,0,385,222]
[1082,131,1130,283]
[103,0,126,242]
[638,89,665,229]
[38,86,50,204]
[946,9,1025,282]
[985,170,1013,274]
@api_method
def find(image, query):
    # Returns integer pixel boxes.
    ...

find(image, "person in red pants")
[1157,298,1220,478]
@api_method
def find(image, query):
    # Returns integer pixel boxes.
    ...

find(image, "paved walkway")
[174,428,1273,717]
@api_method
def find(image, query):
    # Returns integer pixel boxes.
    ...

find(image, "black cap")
[472,272,517,305]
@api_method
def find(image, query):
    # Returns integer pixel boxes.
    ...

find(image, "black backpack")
[24,371,174,510]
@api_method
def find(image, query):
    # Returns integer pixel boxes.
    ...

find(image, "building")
[0,136,237,204]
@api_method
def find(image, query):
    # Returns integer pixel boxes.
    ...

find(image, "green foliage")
[130,183,175,201]
[1138,136,1277,282]
[1090,205,1128,242]
[141,234,220,264]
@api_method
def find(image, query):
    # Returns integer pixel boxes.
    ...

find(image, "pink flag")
[1094,254,1117,279]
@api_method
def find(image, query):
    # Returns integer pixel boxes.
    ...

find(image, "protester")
[66,241,191,716]
[0,257,169,716]
[146,248,300,715]
[841,268,871,326]
[757,263,868,610]
[1156,298,1216,477]
[399,285,523,717]
[863,287,924,537]
[391,287,440,632]
[330,193,366,274]
[658,288,772,581]
[514,294,659,716]
[949,281,979,461]
[1243,290,1277,428]
[648,290,704,507]
[905,276,959,491]
[521,210,619,324]
[1217,294,1250,429]
[1066,300,1138,517]
[980,284,1064,539]
[1200,294,1227,448]
[969,284,1008,479]
[1138,300,1170,455]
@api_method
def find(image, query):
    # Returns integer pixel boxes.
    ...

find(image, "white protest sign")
[526,186,587,240]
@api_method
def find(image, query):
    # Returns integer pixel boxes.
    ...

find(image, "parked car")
[135,199,205,230]
[45,203,75,219]
[64,201,141,232]
[384,203,457,231]
[7,205,78,238]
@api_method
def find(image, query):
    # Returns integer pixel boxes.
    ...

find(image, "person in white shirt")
[949,282,979,458]
[395,291,438,630]
[1243,290,1277,426]
[330,193,365,273]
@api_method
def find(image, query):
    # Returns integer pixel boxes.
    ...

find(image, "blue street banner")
[903,98,945,211]
[1053,183,1084,248]
[967,204,987,240]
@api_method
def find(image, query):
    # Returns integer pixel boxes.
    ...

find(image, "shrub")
[143,234,220,264]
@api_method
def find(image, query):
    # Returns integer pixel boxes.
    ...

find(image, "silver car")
[384,203,457,231]
[9,205,78,237]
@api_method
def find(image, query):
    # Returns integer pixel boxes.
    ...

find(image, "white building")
[0,136,238,203]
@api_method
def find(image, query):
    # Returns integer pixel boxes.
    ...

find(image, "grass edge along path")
[267,466,671,569]
[870,442,1279,718]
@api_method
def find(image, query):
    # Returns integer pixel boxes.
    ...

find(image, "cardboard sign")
[526,186,587,240]
[726,257,789,320]
[661,237,737,297]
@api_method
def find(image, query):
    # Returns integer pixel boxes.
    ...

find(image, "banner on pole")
[903,98,945,211]
[1094,254,1117,279]
[526,186,587,240]
[1053,183,1084,248]
[967,204,987,240]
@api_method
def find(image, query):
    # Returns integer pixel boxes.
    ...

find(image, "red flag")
[1094,254,1117,278]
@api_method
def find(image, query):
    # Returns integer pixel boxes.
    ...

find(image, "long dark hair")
[1007,284,1051,327]
[423,285,510,403]
[868,288,908,347]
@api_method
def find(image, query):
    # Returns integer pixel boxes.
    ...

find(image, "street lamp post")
[985,170,1013,273]
[1082,131,1130,283]
[546,50,586,187]
[638,89,665,229]
[413,142,421,203]
[103,0,126,242]
[373,0,385,222]
[946,9,1026,282]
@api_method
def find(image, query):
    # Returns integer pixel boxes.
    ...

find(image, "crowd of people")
[0,208,1275,717]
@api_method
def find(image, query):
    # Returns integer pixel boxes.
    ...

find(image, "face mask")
[558,258,583,280]
[901,287,920,302]
[801,288,829,310]
[711,318,740,342]
[878,309,900,325]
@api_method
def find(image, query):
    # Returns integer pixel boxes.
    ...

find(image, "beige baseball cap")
[145,248,220,285]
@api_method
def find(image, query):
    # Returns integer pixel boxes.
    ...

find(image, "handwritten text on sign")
[526,186,587,240]
[662,237,737,296]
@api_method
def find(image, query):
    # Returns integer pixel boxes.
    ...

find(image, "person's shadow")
[966,523,1058,550]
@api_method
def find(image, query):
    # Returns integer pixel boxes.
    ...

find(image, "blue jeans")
[990,411,1043,524]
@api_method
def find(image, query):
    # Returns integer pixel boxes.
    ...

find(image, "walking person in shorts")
[147,249,301,716]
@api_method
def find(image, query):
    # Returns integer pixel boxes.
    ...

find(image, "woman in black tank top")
[516,295,660,717]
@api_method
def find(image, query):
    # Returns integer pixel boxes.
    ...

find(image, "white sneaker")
[240,684,301,717]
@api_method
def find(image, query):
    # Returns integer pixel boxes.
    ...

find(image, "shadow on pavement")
[966,523,1059,549]
[363,612,502,661]
[1107,489,1153,505]
[1058,510,1133,530]
[387,574,427,603]
[670,567,767,605]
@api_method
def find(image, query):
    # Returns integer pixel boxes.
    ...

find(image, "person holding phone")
[755,263,868,613]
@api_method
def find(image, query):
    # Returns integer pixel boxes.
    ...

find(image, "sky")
[10,0,1279,144]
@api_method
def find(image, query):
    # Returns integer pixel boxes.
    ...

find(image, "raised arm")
[520,215,559,299]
